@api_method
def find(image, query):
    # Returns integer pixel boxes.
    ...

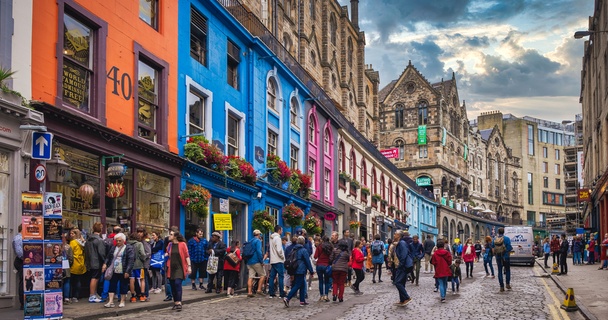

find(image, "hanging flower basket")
[179,184,211,219]
[349,220,361,230]
[226,155,257,185]
[252,210,275,234]
[106,182,125,198]
[184,136,228,172]
[282,203,304,227]
[303,213,322,235]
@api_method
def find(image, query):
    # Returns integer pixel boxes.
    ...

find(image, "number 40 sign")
[107,66,132,100]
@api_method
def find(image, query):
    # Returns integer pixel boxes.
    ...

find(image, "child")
[450,259,462,294]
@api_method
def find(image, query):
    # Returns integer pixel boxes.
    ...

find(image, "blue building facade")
[177,0,312,245]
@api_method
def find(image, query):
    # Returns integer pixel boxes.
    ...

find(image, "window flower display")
[179,184,211,219]
[184,136,228,172]
[266,153,291,183]
[226,155,257,185]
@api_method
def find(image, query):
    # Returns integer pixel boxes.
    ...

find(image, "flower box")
[226,156,257,185]
[267,153,291,184]
[184,136,228,172]
[282,203,304,227]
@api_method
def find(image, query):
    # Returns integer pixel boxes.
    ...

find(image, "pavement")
[2,258,602,320]
[538,256,608,320]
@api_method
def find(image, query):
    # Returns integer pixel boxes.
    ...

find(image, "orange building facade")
[29,0,182,235]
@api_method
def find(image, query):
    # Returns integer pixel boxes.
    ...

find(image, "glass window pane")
[63,14,92,67]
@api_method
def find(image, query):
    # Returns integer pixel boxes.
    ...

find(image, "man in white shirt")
[268,225,285,298]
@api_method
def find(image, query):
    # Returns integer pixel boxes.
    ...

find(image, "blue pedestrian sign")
[31,132,53,160]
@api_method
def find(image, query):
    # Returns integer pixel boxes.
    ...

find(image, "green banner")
[464,144,468,161]
[416,177,432,186]
[418,125,427,145]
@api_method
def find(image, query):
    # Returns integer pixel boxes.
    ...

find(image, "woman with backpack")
[282,236,315,307]
[483,236,495,278]
[329,240,351,302]
[351,240,365,295]
[371,234,385,283]
[314,236,332,302]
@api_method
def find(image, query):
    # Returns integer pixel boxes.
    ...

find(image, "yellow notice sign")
[213,214,233,230]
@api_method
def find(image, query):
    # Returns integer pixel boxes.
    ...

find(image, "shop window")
[190,6,207,65]
[134,170,171,235]
[139,0,158,29]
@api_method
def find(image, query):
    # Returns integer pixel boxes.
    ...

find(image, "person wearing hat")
[206,232,226,294]
[247,229,266,297]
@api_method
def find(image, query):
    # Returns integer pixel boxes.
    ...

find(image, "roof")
[431,79,454,98]
[378,80,397,103]
[479,129,493,141]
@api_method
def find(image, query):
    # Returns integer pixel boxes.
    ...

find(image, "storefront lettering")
[53,184,94,211]
[62,63,89,107]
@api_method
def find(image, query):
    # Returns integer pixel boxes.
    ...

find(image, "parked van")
[504,226,535,266]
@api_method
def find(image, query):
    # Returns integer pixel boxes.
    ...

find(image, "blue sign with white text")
[31,132,53,160]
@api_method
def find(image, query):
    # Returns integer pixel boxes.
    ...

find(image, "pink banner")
[380,148,399,159]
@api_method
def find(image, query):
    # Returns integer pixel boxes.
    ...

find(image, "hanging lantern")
[46,152,70,183]
[106,182,125,198]
[107,162,127,179]
[79,183,95,202]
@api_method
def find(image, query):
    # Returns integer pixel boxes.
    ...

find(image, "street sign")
[31,132,53,160]
[34,164,46,182]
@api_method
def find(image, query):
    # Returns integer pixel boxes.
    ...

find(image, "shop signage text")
[380,148,399,159]
[213,214,232,230]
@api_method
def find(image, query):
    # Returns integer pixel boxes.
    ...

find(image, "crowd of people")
[13,221,608,312]
[541,232,608,274]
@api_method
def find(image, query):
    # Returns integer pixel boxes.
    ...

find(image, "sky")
[337,0,594,123]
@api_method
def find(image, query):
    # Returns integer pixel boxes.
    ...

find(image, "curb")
[64,289,247,320]
[536,260,598,320]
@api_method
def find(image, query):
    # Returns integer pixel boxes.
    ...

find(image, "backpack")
[372,241,383,256]
[494,236,506,256]
[285,247,301,275]
[241,241,255,261]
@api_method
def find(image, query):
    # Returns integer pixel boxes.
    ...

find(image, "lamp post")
[574,30,608,39]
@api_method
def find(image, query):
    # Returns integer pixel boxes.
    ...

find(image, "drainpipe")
[247,48,255,164]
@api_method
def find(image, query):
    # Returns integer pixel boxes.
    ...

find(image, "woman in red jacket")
[351,240,365,295]
[223,240,241,297]
[314,236,332,301]
[165,231,191,311]
[461,238,476,278]
[432,240,452,303]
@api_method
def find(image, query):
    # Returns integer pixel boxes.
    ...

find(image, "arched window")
[361,160,367,186]
[283,32,293,55]
[396,139,405,160]
[371,169,377,194]
[418,101,428,125]
[347,37,353,66]
[308,114,317,145]
[380,175,385,199]
[366,119,370,137]
[350,149,357,178]
[338,142,345,172]
[395,186,400,208]
[402,190,407,212]
[324,128,330,155]
[388,181,393,205]
[267,78,277,111]
[395,103,404,128]
[310,0,316,20]
[330,13,337,45]
[290,97,299,127]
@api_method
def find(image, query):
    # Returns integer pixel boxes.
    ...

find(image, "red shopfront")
[31,103,183,235]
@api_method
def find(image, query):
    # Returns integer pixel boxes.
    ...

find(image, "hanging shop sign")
[380,148,399,159]
[417,125,427,145]
[324,212,336,221]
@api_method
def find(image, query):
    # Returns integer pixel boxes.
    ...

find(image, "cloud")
[467,96,581,122]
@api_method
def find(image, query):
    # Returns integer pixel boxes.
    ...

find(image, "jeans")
[553,252,560,264]
[413,259,421,284]
[269,263,285,297]
[451,277,460,291]
[353,268,364,291]
[169,278,183,302]
[286,274,306,302]
[602,259,608,269]
[465,261,474,277]
[109,273,129,295]
[437,276,448,299]
[573,252,582,265]
[372,263,383,281]
[394,267,411,302]
[560,252,568,274]
[63,277,71,299]
[496,255,511,288]
[544,253,550,267]
[588,252,595,264]
[484,256,494,276]
[316,265,330,296]
[165,275,173,298]
[71,273,85,299]
[143,268,150,297]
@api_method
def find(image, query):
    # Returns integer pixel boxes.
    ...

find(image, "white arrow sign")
[35,135,49,156]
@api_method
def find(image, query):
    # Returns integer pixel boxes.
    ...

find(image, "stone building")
[239,0,378,139]
[378,62,470,203]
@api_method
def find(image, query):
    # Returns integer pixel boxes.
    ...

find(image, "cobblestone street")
[99,262,584,320]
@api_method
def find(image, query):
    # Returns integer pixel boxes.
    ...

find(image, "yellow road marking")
[535,268,570,320]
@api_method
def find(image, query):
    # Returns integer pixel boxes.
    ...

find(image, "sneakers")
[71,297,78,303]
[192,283,198,290]
[500,287,505,292]
[402,298,412,305]
[139,296,147,302]
[506,284,512,290]
[104,302,115,308]
[441,298,446,303]
[64,298,70,304]
[269,295,276,299]
[350,285,357,292]
[199,284,206,291]
[130,296,137,303]
[283,297,290,308]
[89,296,102,303]
[433,288,438,292]
[300,301,309,306]
[163,296,173,301]
[118,302,125,308]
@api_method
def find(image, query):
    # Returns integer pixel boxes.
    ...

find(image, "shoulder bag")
[326,252,342,277]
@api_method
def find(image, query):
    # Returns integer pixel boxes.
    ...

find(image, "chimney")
[351,0,359,29]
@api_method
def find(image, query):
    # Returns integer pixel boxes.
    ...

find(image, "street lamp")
[574,30,608,39]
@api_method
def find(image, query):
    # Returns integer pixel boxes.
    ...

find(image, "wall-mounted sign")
[380,148,399,159]
[255,146,265,164]
[324,212,336,221]
[34,164,47,183]
[213,213,232,230]
[578,189,591,202]
[219,198,229,213]
[416,177,432,186]
[417,125,427,145]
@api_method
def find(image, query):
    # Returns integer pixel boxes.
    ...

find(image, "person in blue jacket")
[247,230,266,297]
[492,227,513,292]
[283,236,314,307]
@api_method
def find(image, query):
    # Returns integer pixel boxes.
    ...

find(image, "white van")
[504,226,535,266]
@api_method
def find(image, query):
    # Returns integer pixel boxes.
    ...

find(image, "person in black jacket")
[206,232,227,293]
[558,233,569,275]
[101,233,134,308]
[85,222,106,303]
